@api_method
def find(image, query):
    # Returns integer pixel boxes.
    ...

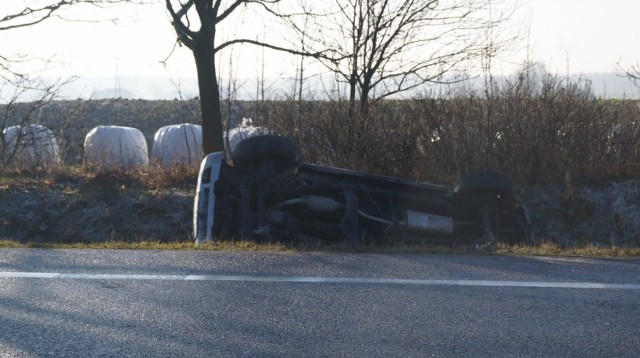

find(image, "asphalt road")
[0,249,638,357]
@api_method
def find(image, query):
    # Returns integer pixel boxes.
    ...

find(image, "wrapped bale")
[84,125,149,171]
[224,118,270,162]
[3,124,61,169]
[151,123,202,166]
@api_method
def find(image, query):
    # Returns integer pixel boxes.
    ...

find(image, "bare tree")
[165,0,328,155]
[0,0,143,169]
[1,0,143,78]
[618,62,640,89]
[290,0,516,116]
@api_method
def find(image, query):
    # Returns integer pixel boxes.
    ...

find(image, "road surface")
[0,249,638,357]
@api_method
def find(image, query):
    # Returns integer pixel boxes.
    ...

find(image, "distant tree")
[165,0,328,155]
[288,0,517,116]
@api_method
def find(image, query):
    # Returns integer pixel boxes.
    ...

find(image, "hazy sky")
[2,0,639,95]
[519,0,640,75]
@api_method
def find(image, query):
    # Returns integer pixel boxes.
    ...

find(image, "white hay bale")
[224,119,270,161]
[2,125,61,169]
[151,123,202,166]
[83,125,149,171]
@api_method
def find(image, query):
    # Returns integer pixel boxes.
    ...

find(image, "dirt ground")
[0,172,194,243]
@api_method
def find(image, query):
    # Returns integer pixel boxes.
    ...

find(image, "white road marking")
[0,271,639,290]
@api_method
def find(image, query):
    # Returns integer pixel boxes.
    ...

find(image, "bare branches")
[166,0,196,49]
[0,0,147,170]
[1,0,146,79]
[0,0,143,31]
[291,0,516,114]
[215,0,247,23]
[214,38,335,61]
[0,3,64,30]
[616,61,640,89]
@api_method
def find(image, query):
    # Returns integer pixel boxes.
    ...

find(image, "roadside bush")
[260,100,429,180]
[260,69,640,186]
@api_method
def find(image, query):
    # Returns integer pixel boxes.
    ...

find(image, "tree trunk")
[360,82,370,115]
[193,33,224,156]
[348,72,358,119]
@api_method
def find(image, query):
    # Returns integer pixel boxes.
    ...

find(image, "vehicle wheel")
[453,171,516,205]
[231,135,296,171]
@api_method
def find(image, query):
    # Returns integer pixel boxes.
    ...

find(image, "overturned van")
[194,135,531,246]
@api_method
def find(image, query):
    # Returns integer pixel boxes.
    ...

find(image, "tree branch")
[166,0,196,49]
[215,38,341,62]
[0,0,144,30]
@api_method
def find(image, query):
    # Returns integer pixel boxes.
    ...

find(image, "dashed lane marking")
[0,272,639,290]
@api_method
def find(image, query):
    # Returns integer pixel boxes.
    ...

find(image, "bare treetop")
[286,0,518,114]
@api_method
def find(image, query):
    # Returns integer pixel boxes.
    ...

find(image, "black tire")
[231,134,296,171]
[453,171,516,205]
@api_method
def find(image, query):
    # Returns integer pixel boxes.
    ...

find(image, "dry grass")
[1,239,638,258]
[496,242,640,258]
[0,165,197,244]
[0,239,291,251]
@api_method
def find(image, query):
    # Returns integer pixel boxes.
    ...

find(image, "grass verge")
[0,239,638,258]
